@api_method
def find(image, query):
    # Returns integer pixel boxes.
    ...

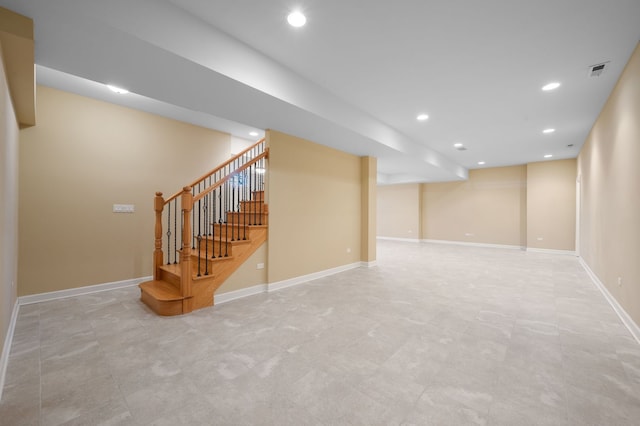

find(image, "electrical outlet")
[257,263,264,270]
[537,237,544,241]
[618,277,622,287]
[347,248,351,253]
[465,233,473,237]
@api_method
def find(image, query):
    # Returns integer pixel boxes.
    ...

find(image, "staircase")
[139,139,268,316]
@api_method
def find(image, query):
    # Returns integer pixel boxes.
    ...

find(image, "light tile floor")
[2,241,640,425]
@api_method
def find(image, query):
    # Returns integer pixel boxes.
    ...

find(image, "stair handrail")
[164,138,265,204]
[192,150,268,203]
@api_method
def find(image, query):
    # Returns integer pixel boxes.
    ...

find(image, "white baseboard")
[0,299,19,402]
[421,239,524,251]
[216,284,267,304]
[268,262,362,292]
[376,237,420,243]
[527,247,577,256]
[580,257,640,345]
[18,276,151,306]
[218,262,371,302]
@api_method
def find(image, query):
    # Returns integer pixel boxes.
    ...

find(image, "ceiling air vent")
[456,146,467,151]
[588,61,610,78]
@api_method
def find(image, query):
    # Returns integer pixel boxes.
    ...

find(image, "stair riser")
[141,290,184,316]
[159,269,180,288]
[209,224,250,240]
[252,191,265,202]
[190,257,230,276]
[226,212,268,225]
[194,240,233,258]
[239,201,268,213]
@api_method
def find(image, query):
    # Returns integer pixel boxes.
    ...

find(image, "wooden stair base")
[140,224,267,316]
[139,280,190,316]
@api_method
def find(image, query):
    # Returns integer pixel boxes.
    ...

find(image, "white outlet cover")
[113,204,135,213]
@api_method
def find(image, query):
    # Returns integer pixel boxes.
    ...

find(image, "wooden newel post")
[180,186,194,313]
[153,192,164,281]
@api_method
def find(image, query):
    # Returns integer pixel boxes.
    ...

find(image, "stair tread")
[191,251,236,261]
[202,235,251,244]
[209,223,268,228]
[159,254,235,280]
[139,280,184,301]
[228,211,268,214]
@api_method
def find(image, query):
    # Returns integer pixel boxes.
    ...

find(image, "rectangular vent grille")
[588,61,610,78]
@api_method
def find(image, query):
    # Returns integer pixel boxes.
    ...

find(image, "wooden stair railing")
[140,139,268,316]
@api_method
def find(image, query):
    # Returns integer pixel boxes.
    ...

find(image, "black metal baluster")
[251,163,258,225]
[260,158,264,225]
[192,186,196,249]
[173,201,178,264]
[243,169,248,240]
[208,177,213,236]
[196,235,202,277]
[166,204,171,265]
[231,173,236,241]
[211,188,217,258]
[218,185,223,258]
[197,198,202,276]
[204,194,209,275]
[224,179,229,257]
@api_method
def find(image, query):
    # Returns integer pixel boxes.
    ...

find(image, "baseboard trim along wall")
[18,276,151,306]
[376,237,420,243]
[526,248,577,256]
[0,300,19,402]
[580,257,640,345]
[218,261,376,303]
[421,239,525,251]
[268,262,362,292]
[216,284,268,305]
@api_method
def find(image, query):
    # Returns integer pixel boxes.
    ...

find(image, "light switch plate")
[113,204,135,213]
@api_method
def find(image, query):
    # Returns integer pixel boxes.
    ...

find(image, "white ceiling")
[3,0,639,183]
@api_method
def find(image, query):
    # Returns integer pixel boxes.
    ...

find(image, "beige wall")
[379,163,577,250]
[527,159,577,250]
[421,166,527,246]
[578,42,640,326]
[0,44,19,371]
[218,244,267,294]
[377,183,421,240]
[19,86,232,296]
[266,130,363,283]
[361,157,377,262]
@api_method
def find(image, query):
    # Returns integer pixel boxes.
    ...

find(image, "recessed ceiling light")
[543,128,556,134]
[454,143,464,148]
[478,161,486,165]
[249,131,259,137]
[416,114,429,121]
[542,82,561,91]
[544,154,553,158]
[107,84,129,94]
[287,11,306,27]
